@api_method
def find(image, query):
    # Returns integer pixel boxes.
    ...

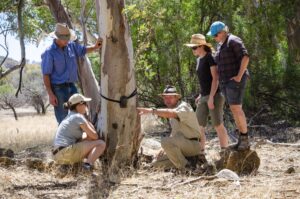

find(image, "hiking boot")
[197,154,208,165]
[237,134,250,151]
[186,156,198,169]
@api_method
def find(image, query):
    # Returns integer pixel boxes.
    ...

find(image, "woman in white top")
[52,93,106,170]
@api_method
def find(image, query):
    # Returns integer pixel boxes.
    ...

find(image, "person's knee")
[199,126,205,133]
[214,123,225,131]
[230,105,242,114]
[96,140,106,149]
[161,137,173,149]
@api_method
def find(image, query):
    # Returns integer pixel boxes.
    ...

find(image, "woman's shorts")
[196,92,225,127]
[53,142,86,165]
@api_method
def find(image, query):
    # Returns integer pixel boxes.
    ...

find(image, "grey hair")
[223,25,229,33]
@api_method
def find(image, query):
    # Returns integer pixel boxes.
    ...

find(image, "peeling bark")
[95,0,141,182]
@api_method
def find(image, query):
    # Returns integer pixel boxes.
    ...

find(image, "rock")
[216,169,240,185]
[140,138,162,156]
[0,157,16,167]
[215,150,231,171]
[0,148,14,158]
[141,114,167,134]
[25,158,47,172]
[285,167,295,174]
[225,149,260,175]
[214,149,260,175]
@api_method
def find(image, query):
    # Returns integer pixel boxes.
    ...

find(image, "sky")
[0,33,52,63]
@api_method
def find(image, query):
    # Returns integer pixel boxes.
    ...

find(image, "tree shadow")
[87,174,120,199]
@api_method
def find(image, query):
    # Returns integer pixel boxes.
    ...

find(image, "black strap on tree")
[100,88,137,108]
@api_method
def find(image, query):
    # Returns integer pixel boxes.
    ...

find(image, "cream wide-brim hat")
[49,23,77,41]
[68,93,91,106]
[184,34,213,49]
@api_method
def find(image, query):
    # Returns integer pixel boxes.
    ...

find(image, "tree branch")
[15,0,26,97]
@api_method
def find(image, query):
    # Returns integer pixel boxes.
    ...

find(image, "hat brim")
[206,31,212,36]
[49,29,77,41]
[184,43,213,49]
[159,93,181,98]
[82,97,92,102]
[184,44,200,47]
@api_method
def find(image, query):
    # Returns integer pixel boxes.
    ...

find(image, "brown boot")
[197,154,208,165]
[237,134,250,151]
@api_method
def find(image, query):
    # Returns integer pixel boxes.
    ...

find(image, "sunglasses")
[213,32,220,38]
[79,101,87,105]
[191,46,201,50]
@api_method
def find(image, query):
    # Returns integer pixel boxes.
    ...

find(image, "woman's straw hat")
[184,34,213,49]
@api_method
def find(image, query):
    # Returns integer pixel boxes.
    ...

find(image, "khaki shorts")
[53,142,86,164]
[196,92,225,127]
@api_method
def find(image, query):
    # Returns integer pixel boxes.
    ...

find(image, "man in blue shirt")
[41,23,102,124]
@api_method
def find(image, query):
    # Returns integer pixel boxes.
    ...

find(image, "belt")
[52,82,74,88]
[189,137,200,141]
[52,146,65,155]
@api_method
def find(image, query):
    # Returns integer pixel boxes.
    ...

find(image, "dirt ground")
[0,110,299,199]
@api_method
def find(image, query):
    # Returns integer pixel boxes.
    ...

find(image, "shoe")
[237,134,250,151]
[197,154,208,165]
[229,131,250,151]
[82,162,92,171]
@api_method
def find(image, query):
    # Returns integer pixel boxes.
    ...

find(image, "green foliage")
[0,83,14,95]
[0,0,299,124]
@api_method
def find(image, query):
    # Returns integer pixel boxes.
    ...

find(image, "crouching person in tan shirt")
[137,85,205,171]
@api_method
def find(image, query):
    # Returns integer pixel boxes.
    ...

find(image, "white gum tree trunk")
[95,0,141,182]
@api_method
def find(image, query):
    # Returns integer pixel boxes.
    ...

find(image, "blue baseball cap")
[207,21,226,36]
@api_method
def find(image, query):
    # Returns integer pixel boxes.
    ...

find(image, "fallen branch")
[171,169,242,188]
[120,183,171,191]
[265,140,300,148]
[248,105,267,126]
[170,175,216,188]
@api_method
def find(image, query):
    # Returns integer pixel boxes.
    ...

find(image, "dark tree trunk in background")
[46,0,73,28]
[286,1,300,64]
[10,105,18,121]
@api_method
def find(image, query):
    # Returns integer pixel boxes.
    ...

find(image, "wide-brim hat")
[184,34,213,48]
[68,93,91,106]
[49,23,77,41]
[159,85,181,98]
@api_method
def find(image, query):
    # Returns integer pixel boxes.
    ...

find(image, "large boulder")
[215,149,260,175]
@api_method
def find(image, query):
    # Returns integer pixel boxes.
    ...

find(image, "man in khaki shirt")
[137,85,202,169]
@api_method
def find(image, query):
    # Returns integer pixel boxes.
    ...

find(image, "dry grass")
[0,110,299,198]
[0,108,57,152]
